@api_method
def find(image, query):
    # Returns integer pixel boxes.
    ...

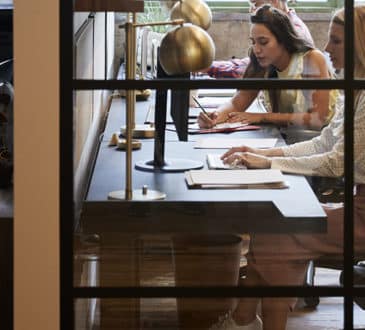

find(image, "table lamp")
[108,0,215,200]
[135,0,215,172]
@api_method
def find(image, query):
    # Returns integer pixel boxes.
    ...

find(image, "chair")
[304,259,365,329]
[340,262,365,309]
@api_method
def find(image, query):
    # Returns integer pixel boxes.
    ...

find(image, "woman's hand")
[221,146,270,158]
[221,150,272,169]
[197,111,219,128]
[226,112,264,124]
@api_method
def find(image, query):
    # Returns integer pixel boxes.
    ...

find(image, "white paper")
[195,137,277,149]
[192,96,232,108]
[188,122,245,131]
[198,89,236,97]
[188,169,285,185]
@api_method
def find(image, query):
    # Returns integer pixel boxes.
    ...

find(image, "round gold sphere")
[170,0,212,30]
[159,24,215,75]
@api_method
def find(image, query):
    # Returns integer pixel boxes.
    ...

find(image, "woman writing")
[198,5,338,136]
[214,6,365,330]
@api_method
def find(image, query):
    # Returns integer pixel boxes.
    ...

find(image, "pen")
[192,96,209,116]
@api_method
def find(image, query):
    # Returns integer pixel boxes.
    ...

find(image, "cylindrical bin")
[172,234,243,329]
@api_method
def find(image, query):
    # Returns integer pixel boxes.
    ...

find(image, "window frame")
[61,1,365,330]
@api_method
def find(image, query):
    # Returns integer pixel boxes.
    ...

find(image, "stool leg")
[303,260,320,308]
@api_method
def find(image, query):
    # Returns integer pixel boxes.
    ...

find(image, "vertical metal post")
[125,21,135,200]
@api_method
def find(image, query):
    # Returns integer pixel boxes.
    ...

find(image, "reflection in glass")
[74,296,349,330]
[354,296,365,328]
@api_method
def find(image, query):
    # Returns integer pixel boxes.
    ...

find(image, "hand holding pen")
[193,96,218,128]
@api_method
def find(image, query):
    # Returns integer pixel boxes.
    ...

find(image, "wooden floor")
[74,236,365,330]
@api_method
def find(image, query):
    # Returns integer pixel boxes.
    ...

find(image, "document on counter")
[188,122,261,134]
[198,89,236,97]
[192,96,232,108]
[185,169,289,189]
[194,137,277,149]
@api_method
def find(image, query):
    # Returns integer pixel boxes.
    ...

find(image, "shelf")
[74,0,144,12]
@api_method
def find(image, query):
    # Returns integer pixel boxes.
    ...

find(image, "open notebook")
[185,169,289,189]
[188,122,260,134]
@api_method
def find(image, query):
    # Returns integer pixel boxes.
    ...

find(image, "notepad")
[198,89,236,97]
[195,138,277,149]
[206,154,247,170]
[189,122,245,131]
[191,96,232,108]
[188,122,260,134]
[185,169,288,189]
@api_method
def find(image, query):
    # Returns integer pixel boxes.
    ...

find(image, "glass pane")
[354,88,365,289]
[75,85,346,285]
[70,3,354,330]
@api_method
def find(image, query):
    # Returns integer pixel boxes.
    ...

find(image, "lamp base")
[120,124,155,139]
[135,158,203,172]
[108,187,166,200]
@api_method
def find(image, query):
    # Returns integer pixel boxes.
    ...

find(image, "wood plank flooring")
[74,236,365,330]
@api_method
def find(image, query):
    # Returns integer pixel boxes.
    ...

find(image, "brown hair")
[244,5,313,112]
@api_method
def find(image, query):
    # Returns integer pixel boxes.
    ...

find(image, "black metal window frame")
[61,1,365,329]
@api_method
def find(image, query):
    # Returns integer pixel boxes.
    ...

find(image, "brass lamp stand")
[108,16,184,201]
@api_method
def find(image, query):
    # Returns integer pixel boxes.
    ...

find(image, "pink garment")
[287,9,315,47]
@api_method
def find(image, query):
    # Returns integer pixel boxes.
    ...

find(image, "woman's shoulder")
[303,49,326,64]
[302,49,329,77]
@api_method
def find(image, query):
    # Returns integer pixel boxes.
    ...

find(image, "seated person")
[215,6,365,330]
[197,5,339,140]
[201,0,314,79]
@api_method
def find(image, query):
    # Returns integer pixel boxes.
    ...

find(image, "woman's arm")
[225,50,332,128]
[220,138,344,174]
[225,111,325,128]
[271,139,344,177]
[197,89,258,128]
[301,49,332,125]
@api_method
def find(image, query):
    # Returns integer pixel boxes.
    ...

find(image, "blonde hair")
[332,6,365,79]
[332,6,365,103]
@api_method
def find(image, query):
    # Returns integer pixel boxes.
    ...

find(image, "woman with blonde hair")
[214,5,365,330]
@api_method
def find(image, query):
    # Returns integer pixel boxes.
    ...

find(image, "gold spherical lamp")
[159,24,215,75]
[170,0,212,30]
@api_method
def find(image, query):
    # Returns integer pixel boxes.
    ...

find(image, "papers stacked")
[188,123,260,135]
[185,169,288,189]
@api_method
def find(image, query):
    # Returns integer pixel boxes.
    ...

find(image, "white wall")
[73,12,115,221]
